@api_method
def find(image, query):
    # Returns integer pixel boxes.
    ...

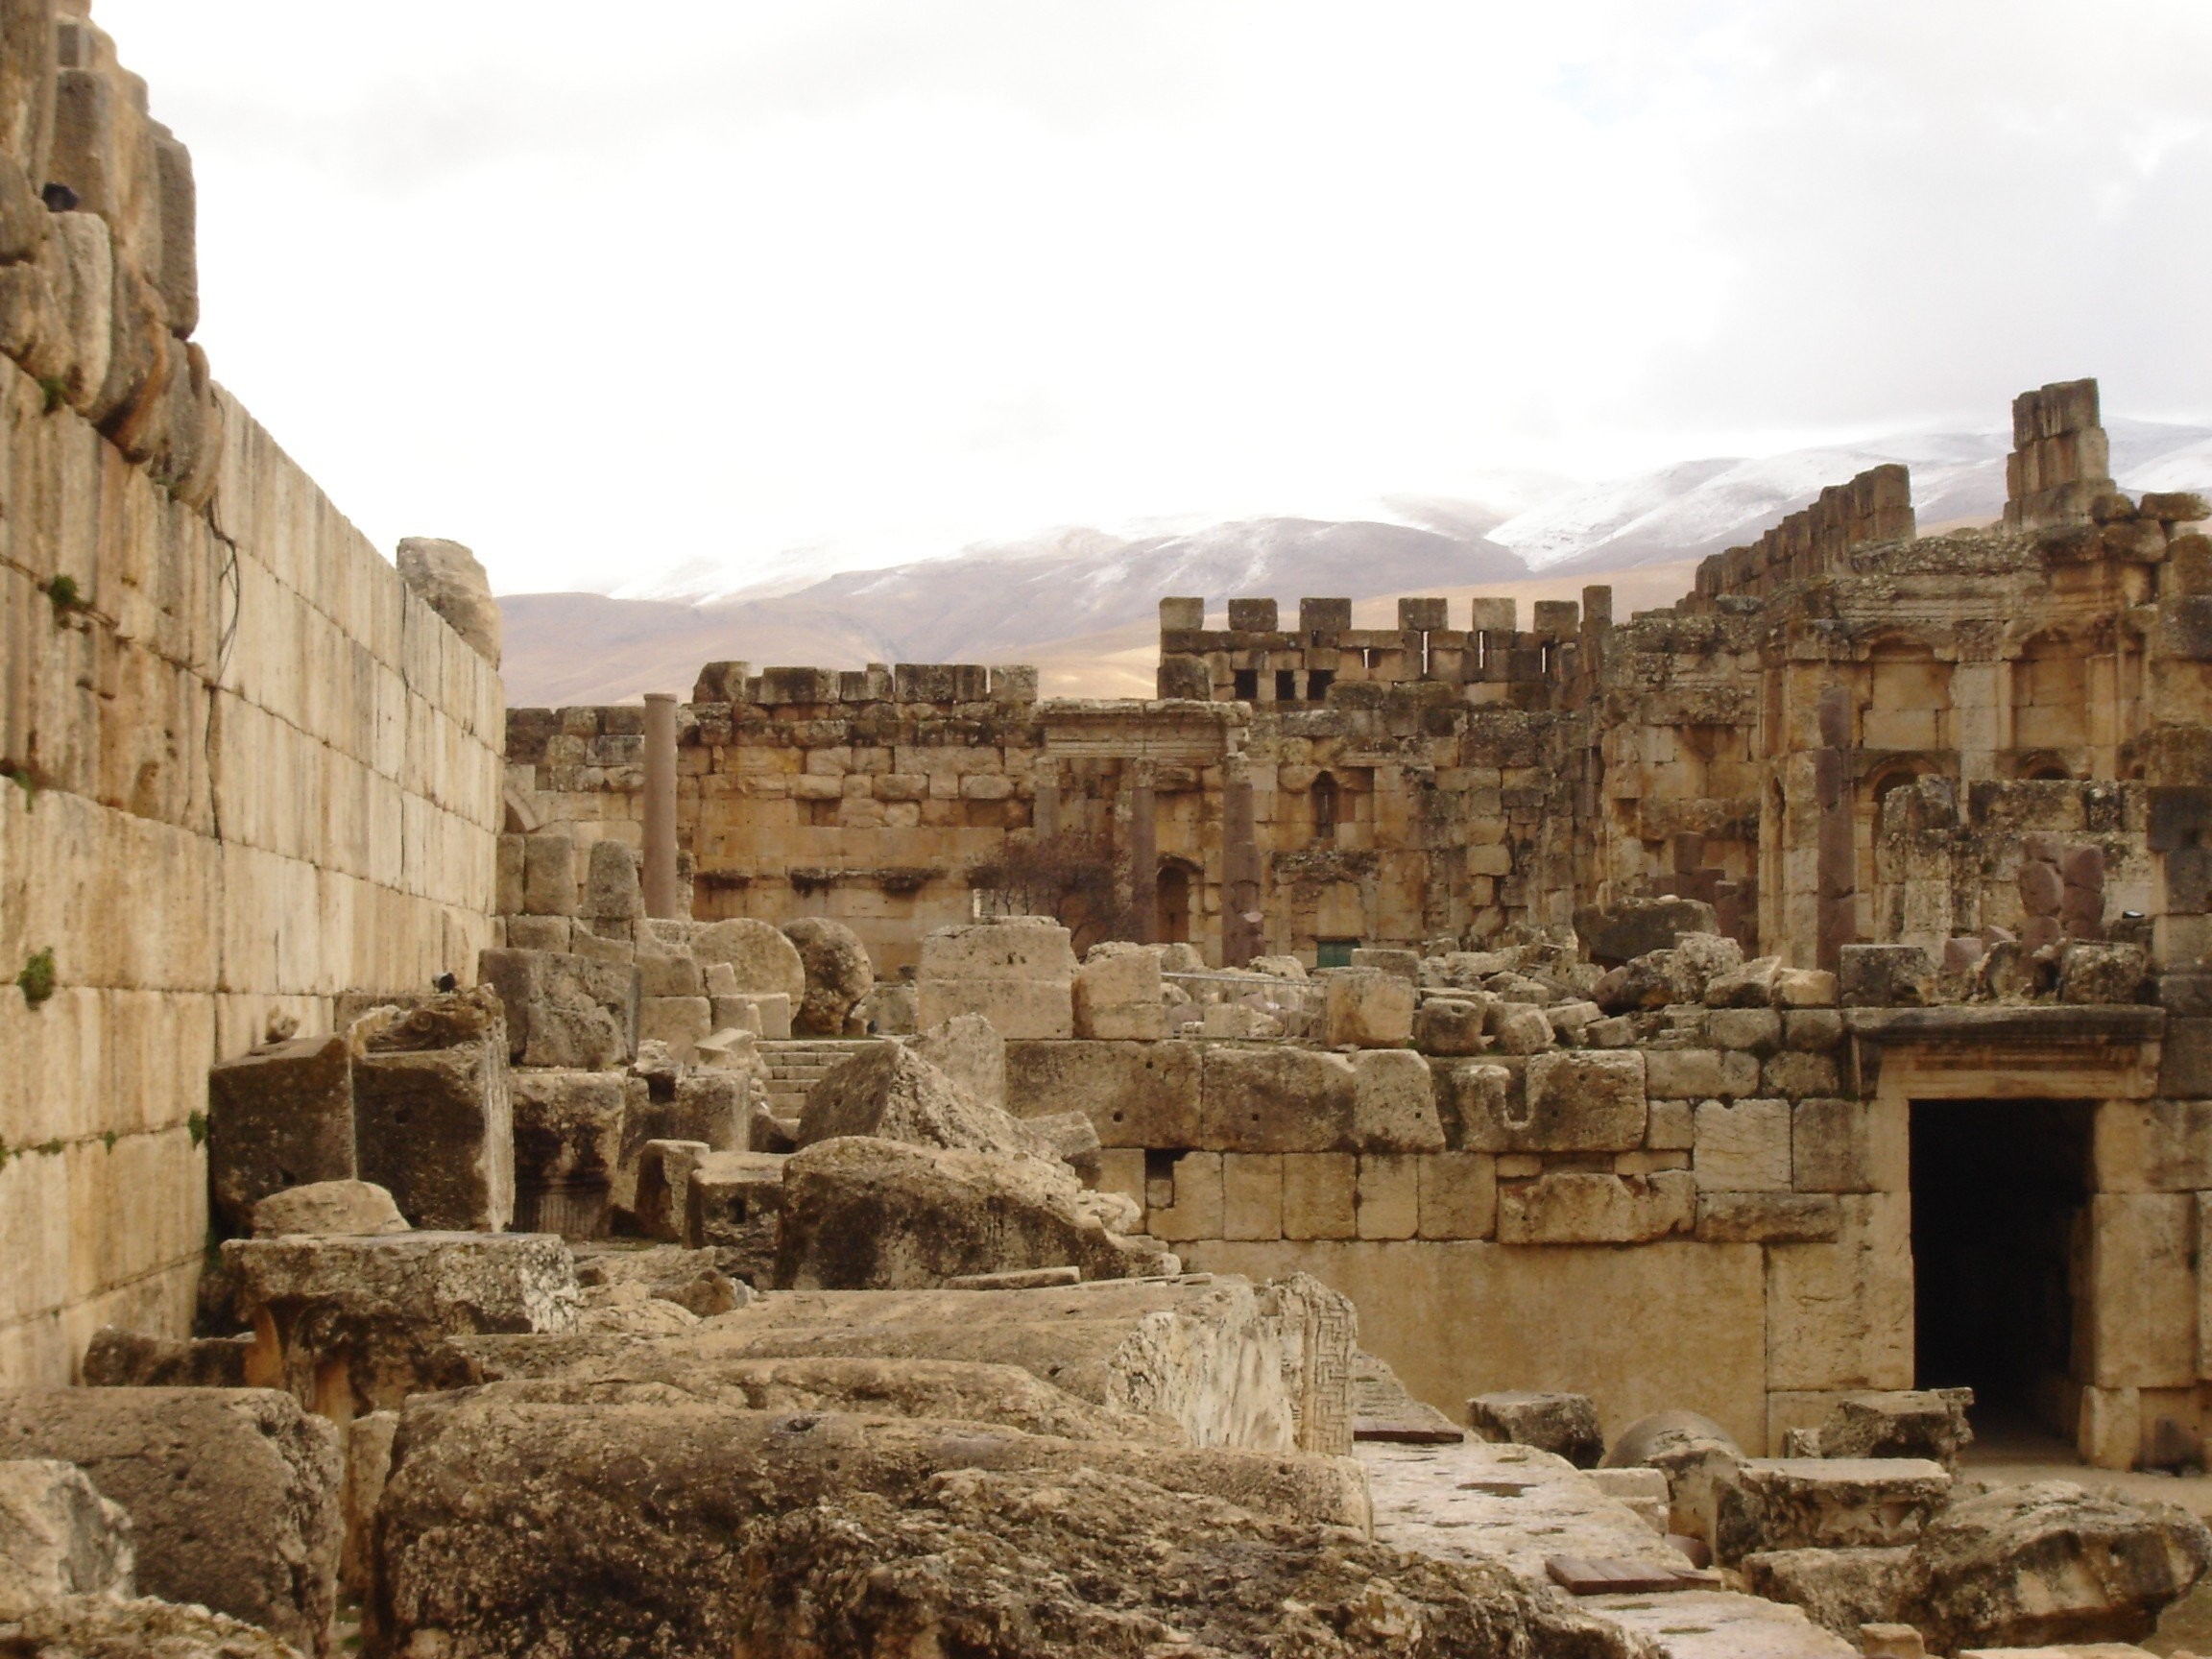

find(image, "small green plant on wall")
[17,947,56,1006]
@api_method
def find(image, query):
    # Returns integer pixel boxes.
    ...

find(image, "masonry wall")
[0,8,502,1386]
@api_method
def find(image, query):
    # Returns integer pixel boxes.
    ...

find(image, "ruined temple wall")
[0,7,503,1386]
[0,365,503,1389]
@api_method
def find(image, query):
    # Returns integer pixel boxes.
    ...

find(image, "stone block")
[1695,1191,1839,1243]
[252,1180,409,1239]
[1200,1045,1356,1151]
[1709,1457,1949,1566]
[1351,1048,1444,1151]
[206,1034,356,1232]
[81,1331,253,1388]
[713,991,792,1040]
[0,1389,342,1655]
[1647,1098,1695,1149]
[1496,1170,1694,1244]
[1646,1046,1758,1100]
[683,1150,787,1285]
[632,1140,709,1242]
[351,990,513,1233]
[1774,969,1839,1008]
[1784,1009,1844,1051]
[224,1232,580,1416]
[781,916,874,1036]
[1414,998,1491,1055]
[1146,1150,1224,1241]
[1226,596,1278,631]
[341,1410,397,1599]
[1282,1152,1358,1239]
[0,1457,134,1615]
[692,919,807,999]
[1350,946,1422,980]
[1417,1152,1496,1239]
[1004,1039,1201,1147]
[1322,968,1416,1046]
[583,838,643,924]
[510,1070,630,1238]
[1839,945,1936,1007]
[478,948,640,1070]
[2160,1017,2212,1096]
[1221,1153,1283,1240]
[1813,1390,1974,1469]
[521,833,576,916]
[637,952,703,998]
[2093,1098,2212,1191]
[1740,1546,1912,1642]
[1355,1153,1419,1239]
[1465,1391,1603,1467]
[1461,1049,1646,1153]
[505,914,573,952]
[1792,1097,1901,1193]
[1489,1004,1553,1053]
[638,995,713,1060]
[1695,1098,1791,1190]
[1706,1008,1781,1052]
[909,1012,1007,1109]
[1072,945,1166,1041]
[917,917,1076,1039]
[2081,1192,2196,1388]
[495,833,525,917]
[798,1042,1047,1165]
[1766,1194,1912,1391]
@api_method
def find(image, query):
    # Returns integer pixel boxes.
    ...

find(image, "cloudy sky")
[98,0,2212,596]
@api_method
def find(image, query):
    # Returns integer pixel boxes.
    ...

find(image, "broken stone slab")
[205,1033,356,1233]
[396,538,499,665]
[1467,1390,1604,1468]
[780,916,874,1035]
[1808,1389,1974,1470]
[0,1457,134,1616]
[0,1389,341,1656]
[946,1264,1083,1289]
[1905,1479,2212,1653]
[477,947,640,1070]
[1590,1589,1859,1657]
[798,1040,1059,1168]
[1741,1545,1913,1641]
[1709,1457,1950,1566]
[773,1137,1173,1289]
[614,1070,748,1222]
[1023,1108,1103,1184]
[916,916,1078,1039]
[373,1394,1629,1659]
[252,1179,409,1238]
[222,1232,581,1417]
[349,989,513,1232]
[1704,954,1784,1007]
[1351,1351,1462,1443]
[907,1011,1007,1109]
[630,1139,709,1241]
[81,1328,252,1387]
[1585,1467,1670,1534]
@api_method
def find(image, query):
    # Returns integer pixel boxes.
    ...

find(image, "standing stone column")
[641,693,682,920]
[1222,757,1262,967]
[1128,763,1158,945]
[1815,685,1857,974]
[1033,769,1060,841]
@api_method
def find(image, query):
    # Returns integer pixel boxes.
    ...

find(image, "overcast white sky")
[97,0,2212,596]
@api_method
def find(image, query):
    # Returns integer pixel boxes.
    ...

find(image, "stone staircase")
[757,1038,879,1118]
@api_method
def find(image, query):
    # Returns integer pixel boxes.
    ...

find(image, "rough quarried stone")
[0,1389,341,1655]
[81,1329,253,1388]
[1322,968,1417,1046]
[1496,1169,1694,1244]
[1351,1047,1445,1151]
[683,1150,787,1284]
[907,1011,1008,1110]
[1464,1390,1603,1467]
[1414,997,1491,1055]
[477,947,640,1070]
[373,1395,1637,1659]
[1742,1545,1913,1643]
[2059,941,2150,1006]
[1906,1480,2212,1653]
[350,989,512,1233]
[0,1457,133,1615]
[1577,897,1719,965]
[780,916,874,1035]
[252,1180,409,1239]
[1811,1389,1974,1470]
[799,1041,1055,1166]
[206,1034,355,1232]
[0,1596,306,1658]
[1072,943,1168,1041]
[396,538,500,666]
[1709,1457,1950,1565]
[223,1233,581,1416]
[917,917,1077,1039]
[1458,1049,1646,1153]
[773,1137,1171,1288]
[1839,945,1936,1008]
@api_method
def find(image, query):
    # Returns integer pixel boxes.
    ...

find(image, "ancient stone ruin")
[8,8,2212,1658]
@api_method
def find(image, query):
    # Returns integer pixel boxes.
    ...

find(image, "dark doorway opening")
[1911,1098,2090,1433]
[1156,865,1191,945]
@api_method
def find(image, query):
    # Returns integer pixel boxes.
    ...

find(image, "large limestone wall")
[0,10,502,1387]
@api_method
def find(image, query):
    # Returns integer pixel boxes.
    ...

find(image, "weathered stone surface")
[1455,1050,1647,1154]
[509,1070,630,1238]
[1812,1390,1974,1470]
[774,1137,1171,1289]
[373,1394,1636,1659]
[582,837,643,925]
[0,1595,307,1658]
[1073,943,1168,1041]
[1577,897,1719,965]
[798,1041,1056,1166]
[1742,1545,1913,1642]
[1322,968,1417,1046]
[477,947,640,1070]
[2061,941,2150,1005]
[1839,945,1936,1007]
[683,1150,787,1284]
[396,538,500,666]
[1201,1044,1357,1151]
[1695,1190,1840,1242]
[1496,1170,1694,1244]
[1601,1409,1746,1538]
[1694,1097,1791,1190]
[780,916,874,1035]
[1413,997,1492,1055]
[1906,1480,2212,1652]
[0,1389,340,1656]
[908,1011,1008,1110]
[206,1034,355,1233]
[0,1457,133,1616]
[80,1329,253,1388]
[252,1179,409,1239]
[1465,1390,1603,1467]
[693,918,809,1001]
[1352,1047,1445,1151]
[223,1233,580,1416]
[917,917,1077,1039]
[350,990,513,1233]
[1709,1457,1949,1565]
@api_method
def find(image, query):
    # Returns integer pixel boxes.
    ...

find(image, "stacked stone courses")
[0,8,504,1389]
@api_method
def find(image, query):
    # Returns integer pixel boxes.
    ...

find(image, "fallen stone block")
[1603,1409,1745,1538]
[917,916,1077,1038]
[371,1394,1623,1659]
[206,1033,355,1233]
[1259,1274,1359,1457]
[81,1328,253,1388]
[252,1179,409,1239]
[773,1137,1172,1288]
[0,1389,341,1655]
[781,916,874,1035]
[1073,942,1167,1041]
[693,917,807,999]
[1576,897,1719,965]
[1352,1350,1463,1443]
[0,1457,134,1615]
[1741,1545,1913,1642]
[1024,1108,1102,1184]
[683,1150,787,1285]
[1906,1479,2212,1653]
[1414,997,1493,1055]
[1466,1390,1603,1467]
[614,1070,746,1217]
[1810,1389,1974,1470]
[223,1232,581,1416]
[1586,1466,1670,1534]
[908,1010,1008,1107]
[1710,1457,1950,1566]
[477,947,640,1069]
[1323,967,1417,1046]
[799,1041,1053,1165]
[1839,944,1936,1007]
[510,1070,629,1238]
[350,990,513,1232]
